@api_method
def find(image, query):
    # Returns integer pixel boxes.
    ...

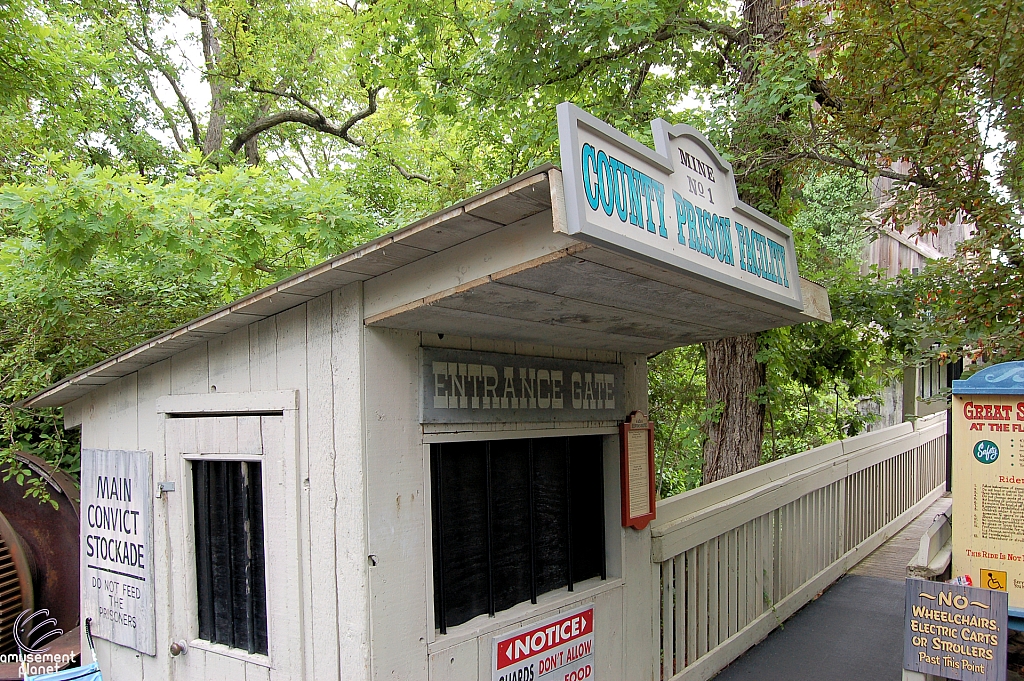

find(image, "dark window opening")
[431,435,605,633]
[192,460,269,655]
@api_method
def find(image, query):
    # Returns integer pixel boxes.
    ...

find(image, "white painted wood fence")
[651,412,948,681]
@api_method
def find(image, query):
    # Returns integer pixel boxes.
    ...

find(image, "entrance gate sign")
[557,102,803,313]
[81,449,157,656]
[903,578,1007,680]
[952,361,1024,614]
[492,604,595,681]
[421,348,626,424]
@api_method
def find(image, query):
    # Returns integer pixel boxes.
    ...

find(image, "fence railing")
[651,412,947,681]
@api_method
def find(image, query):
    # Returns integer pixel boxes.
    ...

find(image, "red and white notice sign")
[492,605,595,681]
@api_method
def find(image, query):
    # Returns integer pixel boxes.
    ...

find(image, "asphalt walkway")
[712,496,952,681]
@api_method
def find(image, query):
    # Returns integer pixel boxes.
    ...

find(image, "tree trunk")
[702,335,766,483]
[198,3,228,157]
[701,0,786,486]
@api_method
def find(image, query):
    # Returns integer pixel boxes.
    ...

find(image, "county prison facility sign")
[81,449,157,656]
[558,102,803,314]
[903,578,1007,680]
[952,361,1024,617]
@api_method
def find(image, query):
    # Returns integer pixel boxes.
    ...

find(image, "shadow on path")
[713,575,905,681]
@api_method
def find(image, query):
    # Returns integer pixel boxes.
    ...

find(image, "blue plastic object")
[26,618,102,681]
[1010,607,1024,632]
[26,662,103,681]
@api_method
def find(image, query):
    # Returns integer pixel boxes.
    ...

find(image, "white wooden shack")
[26,105,831,681]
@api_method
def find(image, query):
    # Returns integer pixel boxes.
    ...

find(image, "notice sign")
[493,605,595,681]
[620,411,655,530]
[903,578,1007,680]
[952,361,1024,611]
[81,449,157,656]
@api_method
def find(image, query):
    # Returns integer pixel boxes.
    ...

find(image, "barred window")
[192,460,269,655]
[430,435,605,633]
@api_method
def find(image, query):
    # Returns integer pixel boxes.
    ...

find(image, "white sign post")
[557,102,803,315]
[492,605,595,681]
[81,449,157,656]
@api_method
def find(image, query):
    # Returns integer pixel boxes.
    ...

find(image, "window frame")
[187,455,269,656]
[422,426,622,644]
[182,451,274,666]
[159,392,303,675]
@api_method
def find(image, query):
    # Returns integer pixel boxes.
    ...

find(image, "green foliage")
[649,345,706,498]
[650,171,924,492]
[0,0,1020,506]
[0,159,381,492]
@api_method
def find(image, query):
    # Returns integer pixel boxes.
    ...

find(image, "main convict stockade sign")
[81,449,157,656]
[422,348,627,423]
[557,102,803,313]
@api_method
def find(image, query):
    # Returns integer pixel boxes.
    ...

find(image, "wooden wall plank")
[594,588,625,680]
[170,343,210,395]
[138,359,171,681]
[363,326,429,681]
[86,376,148,677]
[250,318,278,391]
[274,304,316,680]
[305,293,342,681]
[428,638,478,681]
[332,284,371,681]
[260,413,306,681]
[208,326,251,393]
[164,417,202,679]
[618,352,655,681]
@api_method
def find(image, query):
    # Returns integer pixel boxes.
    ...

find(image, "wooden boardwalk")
[713,494,955,680]
[849,494,952,581]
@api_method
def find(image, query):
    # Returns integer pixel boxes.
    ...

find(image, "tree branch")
[134,63,188,151]
[124,21,203,147]
[249,84,327,122]
[228,86,430,181]
[791,150,938,188]
[534,15,744,87]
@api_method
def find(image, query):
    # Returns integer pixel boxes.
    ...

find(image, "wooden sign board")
[951,362,1024,612]
[421,348,626,424]
[903,577,1007,680]
[557,102,803,314]
[81,449,157,656]
[620,411,655,530]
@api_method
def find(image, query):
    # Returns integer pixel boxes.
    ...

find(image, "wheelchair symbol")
[982,569,1007,591]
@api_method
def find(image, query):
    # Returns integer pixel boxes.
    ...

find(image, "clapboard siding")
[65,279,656,681]
[363,326,429,680]
[69,298,320,679]
[332,283,372,681]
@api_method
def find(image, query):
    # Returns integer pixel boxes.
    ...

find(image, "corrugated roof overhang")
[23,166,830,408]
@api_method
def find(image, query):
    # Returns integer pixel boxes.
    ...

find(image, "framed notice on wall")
[620,411,656,530]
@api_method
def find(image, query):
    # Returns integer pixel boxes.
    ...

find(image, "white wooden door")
[165,413,305,681]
